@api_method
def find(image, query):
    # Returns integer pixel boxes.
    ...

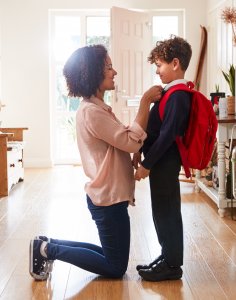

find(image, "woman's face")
[99,55,117,92]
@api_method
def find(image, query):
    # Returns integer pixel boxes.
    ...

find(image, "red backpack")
[159,81,218,178]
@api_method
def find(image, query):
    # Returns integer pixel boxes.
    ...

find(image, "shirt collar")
[163,79,188,92]
[83,95,112,112]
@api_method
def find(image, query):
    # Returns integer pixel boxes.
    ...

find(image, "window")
[50,11,109,164]
[150,11,184,85]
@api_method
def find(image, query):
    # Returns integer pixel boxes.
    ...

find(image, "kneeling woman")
[29,44,161,280]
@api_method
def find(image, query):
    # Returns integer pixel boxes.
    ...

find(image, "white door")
[111,7,152,125]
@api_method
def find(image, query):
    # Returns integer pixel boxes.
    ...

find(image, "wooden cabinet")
[0,127,28,197]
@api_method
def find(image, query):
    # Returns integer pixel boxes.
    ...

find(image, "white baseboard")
[24,158,53,168]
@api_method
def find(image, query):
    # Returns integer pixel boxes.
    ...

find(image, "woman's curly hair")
[148,35,192,71]
[63,44,107,98]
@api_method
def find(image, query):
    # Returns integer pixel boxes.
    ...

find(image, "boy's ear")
[172,58,180,70]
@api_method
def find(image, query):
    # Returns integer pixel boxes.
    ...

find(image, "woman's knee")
[109,264,127,278]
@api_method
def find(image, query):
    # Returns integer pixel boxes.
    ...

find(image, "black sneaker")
[29,238,52,281]
[36,236,51,243]
[35,236,54,272]
[136,255,164,271]
[138,259,182,282]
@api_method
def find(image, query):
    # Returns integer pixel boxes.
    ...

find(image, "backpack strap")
[176,137,191,178]
[159,81,194,178]
[159,82,194,121]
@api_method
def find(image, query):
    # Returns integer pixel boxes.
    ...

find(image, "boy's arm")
[140,91,191,171]
[132,85,162,170]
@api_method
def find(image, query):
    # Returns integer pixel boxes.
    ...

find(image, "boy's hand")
[132,152,141,170]
[134,165,150,181]
[142,85,163,104]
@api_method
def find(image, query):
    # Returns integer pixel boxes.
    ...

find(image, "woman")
[29,44,161,281]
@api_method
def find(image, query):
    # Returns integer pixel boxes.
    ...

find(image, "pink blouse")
[76,96,147,206]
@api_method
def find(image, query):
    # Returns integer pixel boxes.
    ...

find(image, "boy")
[133,35,192,281]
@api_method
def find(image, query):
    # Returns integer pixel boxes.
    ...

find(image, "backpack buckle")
[187,81,194,90]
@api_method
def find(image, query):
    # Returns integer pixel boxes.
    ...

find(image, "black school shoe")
[136,255,164,271]
[138,259,182,282]
[29,238,52,281]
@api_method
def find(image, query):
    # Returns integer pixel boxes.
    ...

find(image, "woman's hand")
[142,85,163,104]
[132,152,142,169]
[134,165,150,181]
[134,85,163,131]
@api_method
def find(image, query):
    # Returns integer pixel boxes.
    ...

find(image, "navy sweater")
[142,90,191,170]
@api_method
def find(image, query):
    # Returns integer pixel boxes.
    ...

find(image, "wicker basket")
[227,96,235,115]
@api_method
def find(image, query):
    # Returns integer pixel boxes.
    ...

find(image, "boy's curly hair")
[63,44,107,98]
[148,35,192,71]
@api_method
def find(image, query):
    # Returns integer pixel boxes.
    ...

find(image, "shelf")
[195,119,236,217]
[196,178,218,205]
[196,177,236,208]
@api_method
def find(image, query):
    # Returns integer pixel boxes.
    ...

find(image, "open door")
[111,7,152,124]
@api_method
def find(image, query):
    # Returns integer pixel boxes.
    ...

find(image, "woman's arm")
[134,85,162,131]
[82,86,162,154]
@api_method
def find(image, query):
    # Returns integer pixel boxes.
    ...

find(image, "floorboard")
[0,166,235,300]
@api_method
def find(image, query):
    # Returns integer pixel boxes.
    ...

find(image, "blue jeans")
[47,195,130,278]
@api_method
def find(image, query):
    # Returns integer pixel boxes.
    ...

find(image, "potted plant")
[222,64,235,114]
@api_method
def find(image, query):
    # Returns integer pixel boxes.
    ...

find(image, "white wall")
[0,0,207,167]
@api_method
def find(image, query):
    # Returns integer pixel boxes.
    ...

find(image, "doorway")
[49,8,184,164]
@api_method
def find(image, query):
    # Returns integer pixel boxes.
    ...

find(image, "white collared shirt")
[163,79,188,92]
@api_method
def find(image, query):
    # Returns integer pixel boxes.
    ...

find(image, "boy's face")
[154,58,181,84]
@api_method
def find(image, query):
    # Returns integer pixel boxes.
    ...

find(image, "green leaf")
[222,64,235,96]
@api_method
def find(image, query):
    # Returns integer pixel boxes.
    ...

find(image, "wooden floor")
[0,166,236,300]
